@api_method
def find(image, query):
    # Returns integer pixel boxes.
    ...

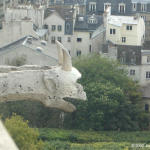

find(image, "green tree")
[64,55,148,131]
[4,114,44,150]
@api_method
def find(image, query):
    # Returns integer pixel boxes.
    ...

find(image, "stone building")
[106,14,145,46]
[43,6,75,56]
[0,36,57,66]
[86,0,150,42]
[0,19,38,47]
[74,14,103,56]
[5,4,45,28]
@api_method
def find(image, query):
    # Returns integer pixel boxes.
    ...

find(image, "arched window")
[66,22,70,31]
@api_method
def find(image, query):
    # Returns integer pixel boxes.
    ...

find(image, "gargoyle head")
[44,41,86,112]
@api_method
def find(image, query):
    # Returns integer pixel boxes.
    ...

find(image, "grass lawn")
[39,128,150,150]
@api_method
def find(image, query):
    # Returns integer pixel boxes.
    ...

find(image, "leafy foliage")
[39,128,150,150]
[64,55,147,131]
[4,114,44,150]
[39,128,150,143]
[0,101,62,128]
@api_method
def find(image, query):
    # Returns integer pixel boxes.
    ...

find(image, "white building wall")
[73,31,91,56]
[0,46,57,66]
[0,21,37,47]
[5,6,44,28]
[128,64,150,86]
[44,12,74,56]
[91,29,105,53]
[127,65,141,81]
[106,17,145,46]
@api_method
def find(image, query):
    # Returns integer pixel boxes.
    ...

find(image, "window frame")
[119,3,125,13]
[110,28,116,34]
[57,25,62,31]
[76,50,82,56]
[77,38,82,42]
[67,37,71,42]
[145,104,149,112]
[104,3,111,11]
[89,2,96,11]
[57,36,62,43]
[122,37,126,43]
[141,3,147,12]
[146,71,150,79]
[132,3,137,11]
[51,36,55,44]
[130,69,135,75]
[51,25,56,31]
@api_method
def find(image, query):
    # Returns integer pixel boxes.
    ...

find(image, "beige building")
[128,50,150,86]
[44,8,74,56]
[105,7,145,46]
[106,15,145,46]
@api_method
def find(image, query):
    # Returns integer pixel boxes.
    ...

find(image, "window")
[58,25,62,31]
[77,38,82,42]
[50,0,54,4]
[57,37,61,43]
[51,36,55,43]
[119,3,125,13]
[141,4,147,12]
[89,2,96,11]
[145,104,149,112]
[77,50,81,56]
[130,69,135,75]
[132,3,137,11]
[44,24,48,29]
[104,3,111,11]
[110,28,116,34]
[122,37,126,43]
[52,25,56,31]
[66,23,70,31]
[146,71,150,78]
[89,45,92,53]
[147,56,150,63]
[88,18,97,24]
[89,33,92,39]
[126,25,132,30]
[141,15,146,21]
[67,37,71,42]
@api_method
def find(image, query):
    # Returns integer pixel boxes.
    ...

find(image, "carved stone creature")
[0,41,86,112]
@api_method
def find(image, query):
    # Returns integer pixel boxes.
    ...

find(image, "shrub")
[44,140,71,150]
[4,114,44,150]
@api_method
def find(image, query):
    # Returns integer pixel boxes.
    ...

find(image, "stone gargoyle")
[0,41,86,112]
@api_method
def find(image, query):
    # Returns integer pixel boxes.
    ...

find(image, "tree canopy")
[64,55,149,131]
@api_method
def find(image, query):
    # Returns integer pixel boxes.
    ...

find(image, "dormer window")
[66,22,70,31]
[147,56,150,63]
[119,3,125,13]
[89,2,96,11]
[88,15,97,24]
[141,4,147,12]
[132,3,137,11]
[104,3,111,11]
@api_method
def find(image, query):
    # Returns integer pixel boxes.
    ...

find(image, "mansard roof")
[74,14,103,31]
[131,0,150,3]
[44,6,74,20]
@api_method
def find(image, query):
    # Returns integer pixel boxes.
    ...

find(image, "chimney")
[103,6,111,28]
[134,13,140,20]
[3,0,6,13]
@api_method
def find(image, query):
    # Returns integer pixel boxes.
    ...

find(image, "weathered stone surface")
[0,121,19,150]
[0,41,86,112]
